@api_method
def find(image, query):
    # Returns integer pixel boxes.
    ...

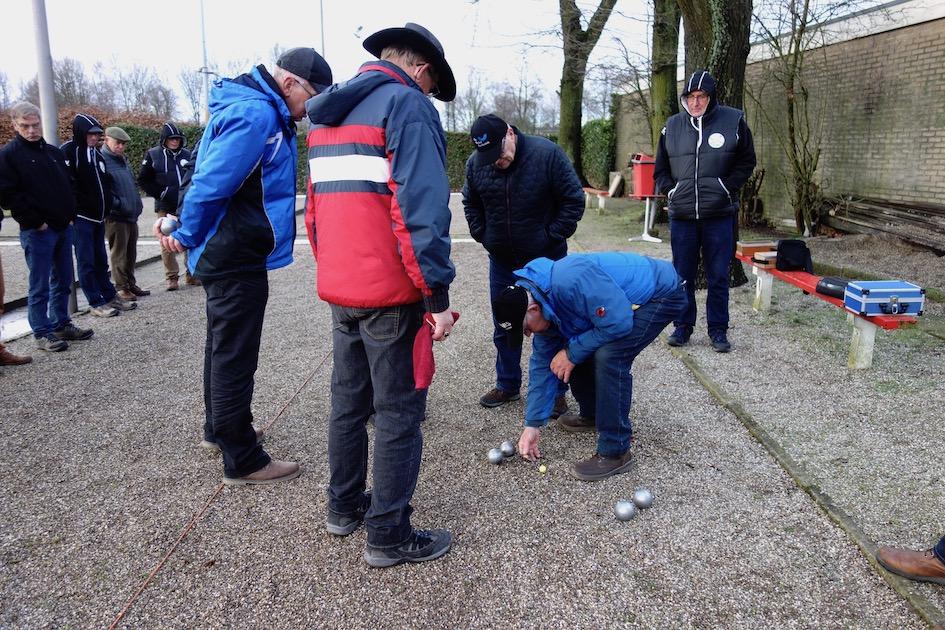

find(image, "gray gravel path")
[0,201,940,628]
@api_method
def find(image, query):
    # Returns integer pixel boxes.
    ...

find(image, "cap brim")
[87,126,104,134]
[363,27,456,102]
[473,143,503,167]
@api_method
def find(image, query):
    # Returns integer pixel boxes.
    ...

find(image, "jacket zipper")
[694,116,702,220]
[505,172,515,259]
[90,146,105,221]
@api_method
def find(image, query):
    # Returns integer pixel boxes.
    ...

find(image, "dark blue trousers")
[669,214,734,335]
[936,535,945,564]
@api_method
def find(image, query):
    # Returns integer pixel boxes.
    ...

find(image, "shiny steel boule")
[499,440,516,457]
[487,448,504,465]
[631,488,654,509]
[614,500,637,521]
[159,216,181,236]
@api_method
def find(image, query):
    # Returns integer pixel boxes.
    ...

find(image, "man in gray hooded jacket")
[102,126,146,301]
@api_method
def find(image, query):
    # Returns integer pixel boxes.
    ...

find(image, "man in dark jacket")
[306,23,456,568]
[462,113,584,411]
[102,126,146,301]
[61,113,135,317]
[0,102,93,352]
[654,70,756,353]
[138,122,194,290]
[160,47,331,487]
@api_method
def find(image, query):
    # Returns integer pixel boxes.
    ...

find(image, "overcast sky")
[2,0,651,116]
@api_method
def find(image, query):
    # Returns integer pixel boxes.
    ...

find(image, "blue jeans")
[74,218,116,308]
[936,535,945,564]
[202,272,271,478]
[489,256,567,396]
[568,282,686,457]
[19,225,75,337]
[328,302,427,548]
[669,214,735,335]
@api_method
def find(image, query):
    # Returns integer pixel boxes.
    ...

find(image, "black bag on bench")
[775,239,814,273]
[815,276,848,299]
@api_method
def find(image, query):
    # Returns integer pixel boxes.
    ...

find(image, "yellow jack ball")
[538,464,547,474]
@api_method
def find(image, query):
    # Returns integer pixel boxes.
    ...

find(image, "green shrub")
[446,131,474,191]
[111,122,204,177]
[581,119,615,190]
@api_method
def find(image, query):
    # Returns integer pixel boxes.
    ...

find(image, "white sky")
[2,0,652,117]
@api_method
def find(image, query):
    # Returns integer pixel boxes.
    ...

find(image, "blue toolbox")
[844,280,925,317]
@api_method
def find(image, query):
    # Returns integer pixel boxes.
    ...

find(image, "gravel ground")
[0,200,941,627]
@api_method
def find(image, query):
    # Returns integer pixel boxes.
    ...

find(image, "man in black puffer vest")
[463,114,584,412]
[654,70,756,353]
[138,122,194,291]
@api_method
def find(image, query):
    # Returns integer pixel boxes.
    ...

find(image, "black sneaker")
[479,388,520,408]
[54,323,94,341]
[666,326,691,347]
[363,529,452,568]
[710,332,732,353]
[326,491,371,536]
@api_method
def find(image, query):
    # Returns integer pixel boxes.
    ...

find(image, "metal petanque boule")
[500,440,516,457]
[487,448,504,465]
[159,216,181,236]
[614,500,637,521]
[631,488,654,509]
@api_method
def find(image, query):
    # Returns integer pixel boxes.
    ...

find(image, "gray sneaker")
[54,323,94,341]
[35,334,68,352]
[109,297,138,311]
[90,305,120,318]
[326,491,372,536]
[363,529,452,568]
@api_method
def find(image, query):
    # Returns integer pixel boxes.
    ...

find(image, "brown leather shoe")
[571,450,633,481]
[166,278,179,291]
[185,275,202,286]
[0,346,32,366]
[558,414,595,433]
[876,546,945,585]
[551,395,569,419]
[223,459,301,486]
[130,285,151,297]
[116,289,137,301]
[479,387,520,408]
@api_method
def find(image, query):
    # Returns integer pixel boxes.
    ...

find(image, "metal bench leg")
[752,267,773,312]
[848,317,878,369]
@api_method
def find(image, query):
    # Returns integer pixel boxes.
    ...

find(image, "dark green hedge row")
[110,122,204,177]
[581,118,616,190]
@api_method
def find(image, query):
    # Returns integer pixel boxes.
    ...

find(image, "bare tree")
[0,71,10,109]
[179,67,203,123]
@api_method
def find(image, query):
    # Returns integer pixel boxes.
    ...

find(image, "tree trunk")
[707,0,752,109]
[557,0,618,183]
[678,0,712,74]
[650,0,681,149]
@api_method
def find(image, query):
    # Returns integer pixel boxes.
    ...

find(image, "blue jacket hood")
[210,66,294,136]
[514,257,563,327]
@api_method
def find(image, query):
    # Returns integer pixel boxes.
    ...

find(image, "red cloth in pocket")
[413,311,460,390]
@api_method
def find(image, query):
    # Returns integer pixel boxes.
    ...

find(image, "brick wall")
[613,17,945,223]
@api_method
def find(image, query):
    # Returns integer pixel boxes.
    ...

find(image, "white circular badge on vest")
[708,132,725,149]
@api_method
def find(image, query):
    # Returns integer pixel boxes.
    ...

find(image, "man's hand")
[518,427,542,461]
[154,216,185,253]
[550,349,575,383]
[429,309,455,342]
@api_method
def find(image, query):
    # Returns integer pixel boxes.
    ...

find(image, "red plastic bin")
[629,153,656,199]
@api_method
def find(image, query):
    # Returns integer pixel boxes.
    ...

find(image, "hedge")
[581,118,616,190]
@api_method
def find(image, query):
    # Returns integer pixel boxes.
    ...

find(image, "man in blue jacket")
[493,252,686,481]
[654,70,756,353]
[463,114,584,412]
[158,47,332,486]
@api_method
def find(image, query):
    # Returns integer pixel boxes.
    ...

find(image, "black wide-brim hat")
[363,22,456,102]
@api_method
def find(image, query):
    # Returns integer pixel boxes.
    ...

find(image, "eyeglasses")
[294,78,316,98]
[686,93,709,103]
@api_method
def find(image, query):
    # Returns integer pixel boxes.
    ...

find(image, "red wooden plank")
[735,253,917,330]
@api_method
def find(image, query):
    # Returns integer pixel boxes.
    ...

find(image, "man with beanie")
[158,47,332,486]
[61,113,136,317]
[138,122,194,291]
[654,70,756,353]
[0,102,93,352]
[102,127,146,301]
[492,252,686,481]
[306,23,456,568]
[463,113,584,412]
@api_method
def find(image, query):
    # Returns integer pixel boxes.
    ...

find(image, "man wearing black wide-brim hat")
[305,23,457,568]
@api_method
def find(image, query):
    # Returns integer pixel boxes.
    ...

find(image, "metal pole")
[200,0,210,124]
[320,0,326,56]
[31,0,58,145]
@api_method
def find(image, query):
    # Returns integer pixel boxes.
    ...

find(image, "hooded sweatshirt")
[304,60,455,313]
[137,122,193,212]
[60,113,114,222]
[653,70,756,221]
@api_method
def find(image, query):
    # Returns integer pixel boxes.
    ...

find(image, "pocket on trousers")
[363,309,400,341]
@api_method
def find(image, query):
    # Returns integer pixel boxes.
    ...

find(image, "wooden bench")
[735,252,917,369]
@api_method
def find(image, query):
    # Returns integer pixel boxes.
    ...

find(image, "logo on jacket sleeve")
[596,306,606,317]
[708,132,725,149]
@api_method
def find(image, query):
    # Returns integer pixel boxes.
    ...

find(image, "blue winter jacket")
[513,252,680,427]
[174,65,297,278]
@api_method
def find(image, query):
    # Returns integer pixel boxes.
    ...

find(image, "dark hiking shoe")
[35,334,68,352]
[326,491,372,536]
[479,388,520,408]
[571,451,634,481]
[363,529,452,568]
[223,459,301,486]
[666,326,691,347]
[130,285,151,297]
[710,332,732,353]
[558,414,596,434]
[54,323,94,341]
[551,395,569,419]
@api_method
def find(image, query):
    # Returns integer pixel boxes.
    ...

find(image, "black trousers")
[202,271,270,478]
